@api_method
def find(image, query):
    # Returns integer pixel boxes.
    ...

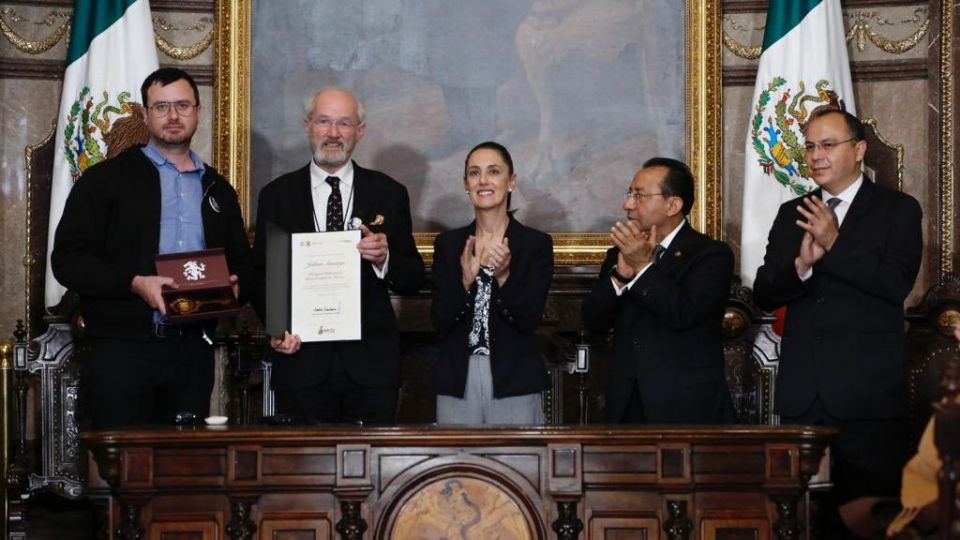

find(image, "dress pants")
[436,354,545,425]
[273,347,397,424]
[80,333,214,429]
[781,394,907,539]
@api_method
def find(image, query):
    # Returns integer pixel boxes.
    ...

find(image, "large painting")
[214,1,722,264]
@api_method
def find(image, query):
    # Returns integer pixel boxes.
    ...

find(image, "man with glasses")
[52,68,251,428]
[252,87,424,424]
[582,157,735,424]
[753,105,922,536]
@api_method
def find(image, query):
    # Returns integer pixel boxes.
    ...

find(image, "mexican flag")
[739,0,854,289]
[46,0,158,306]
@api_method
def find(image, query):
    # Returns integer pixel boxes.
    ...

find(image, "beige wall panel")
[722,5,929,66]
[153,11,215,66]
[0,4,71,61]
[853,78,931,305]
[721,85,753,272]
[0,78,61,336]
[194,85,213,164]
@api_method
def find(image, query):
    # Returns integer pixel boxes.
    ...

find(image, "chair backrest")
[860,117,903,191]
[24,122,56,339]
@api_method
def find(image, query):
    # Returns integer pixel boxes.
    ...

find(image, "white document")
[290,230,362,342]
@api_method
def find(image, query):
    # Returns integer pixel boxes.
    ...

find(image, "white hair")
[302,87,366,123]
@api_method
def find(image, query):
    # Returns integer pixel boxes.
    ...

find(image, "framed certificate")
[265,222,362,342]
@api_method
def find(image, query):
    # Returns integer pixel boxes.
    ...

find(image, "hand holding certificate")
[265,222,362,342]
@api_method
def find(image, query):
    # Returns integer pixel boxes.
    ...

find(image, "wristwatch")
[610,264,633,283]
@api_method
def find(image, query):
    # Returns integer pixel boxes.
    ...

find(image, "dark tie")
[826,197,842,221]
[653,244,666,262]
[326,176,343,231]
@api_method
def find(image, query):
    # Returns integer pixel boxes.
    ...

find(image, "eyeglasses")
[147,101,198,116]
[307,116,360,132]
[803,137,858,153]
[623,190,665,202]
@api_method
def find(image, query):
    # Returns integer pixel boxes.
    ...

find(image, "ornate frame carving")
[937,0,954,275]
[213,1,723,266]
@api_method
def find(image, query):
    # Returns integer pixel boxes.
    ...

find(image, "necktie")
[826,197,842,222]
[326,176,344,231]
[653,244,666,262]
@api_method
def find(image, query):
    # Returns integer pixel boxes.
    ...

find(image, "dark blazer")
[581,222,734,424]
[753,179,922,420]
[52,146,251,339]
[431,216,553,399]
[252,162,425,390]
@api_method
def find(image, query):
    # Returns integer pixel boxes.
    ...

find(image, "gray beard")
[313,146,350,168]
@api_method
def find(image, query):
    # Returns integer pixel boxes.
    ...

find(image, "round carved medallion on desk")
[390,476,532,539]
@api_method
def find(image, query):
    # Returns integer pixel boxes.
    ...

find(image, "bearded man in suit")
[582,157,735,424]
[252,88,425,424]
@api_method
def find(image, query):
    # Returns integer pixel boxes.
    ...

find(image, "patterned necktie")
[326,176,343,231]
[653,244,666,262]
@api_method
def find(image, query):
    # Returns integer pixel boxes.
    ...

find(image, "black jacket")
[252,162,425,390]
[582,222,735,423]
[753,180,922,419]
[431,216,553,398]
[51,146,251,339]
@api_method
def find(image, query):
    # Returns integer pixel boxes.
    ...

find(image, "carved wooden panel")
[701,518,769,540]
[258,513,333,540]
[588,515,661,539]
[390,476,533,539]
[83,426,832,540]
[150,519,217,540]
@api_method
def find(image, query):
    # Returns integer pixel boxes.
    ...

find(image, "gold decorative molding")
[216,2,723,259]
[154,29,213,60]
[414,232,611,267]
[846,12,929,54]
[687,0,723,239]
[0,8,70,55]
[723,10,929,60]
[214,0,251,222]
[0,8,214,60]
[153,15,214,60]
[938,0,954,275]
[722,31,760,60]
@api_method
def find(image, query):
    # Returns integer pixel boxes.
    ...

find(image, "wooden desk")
[82,425,833,540]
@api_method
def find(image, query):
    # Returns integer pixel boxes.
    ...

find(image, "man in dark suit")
[753,106,922,515]
[252,88,425,424]
[582,157,734,424]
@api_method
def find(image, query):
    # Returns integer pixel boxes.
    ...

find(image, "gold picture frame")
[213,1,722,266]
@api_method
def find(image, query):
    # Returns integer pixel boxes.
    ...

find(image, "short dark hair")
[803,104,865,141]
[642,157,695,215]
[140,67,200,106]
[464,141,514,178]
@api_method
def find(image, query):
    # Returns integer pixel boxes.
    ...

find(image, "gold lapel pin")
[674,250,682,257]
[371,214,385,226]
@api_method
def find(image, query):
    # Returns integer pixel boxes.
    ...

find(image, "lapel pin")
[208,197,221,213]
[371,214,385,226]
[674,250,682,257]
